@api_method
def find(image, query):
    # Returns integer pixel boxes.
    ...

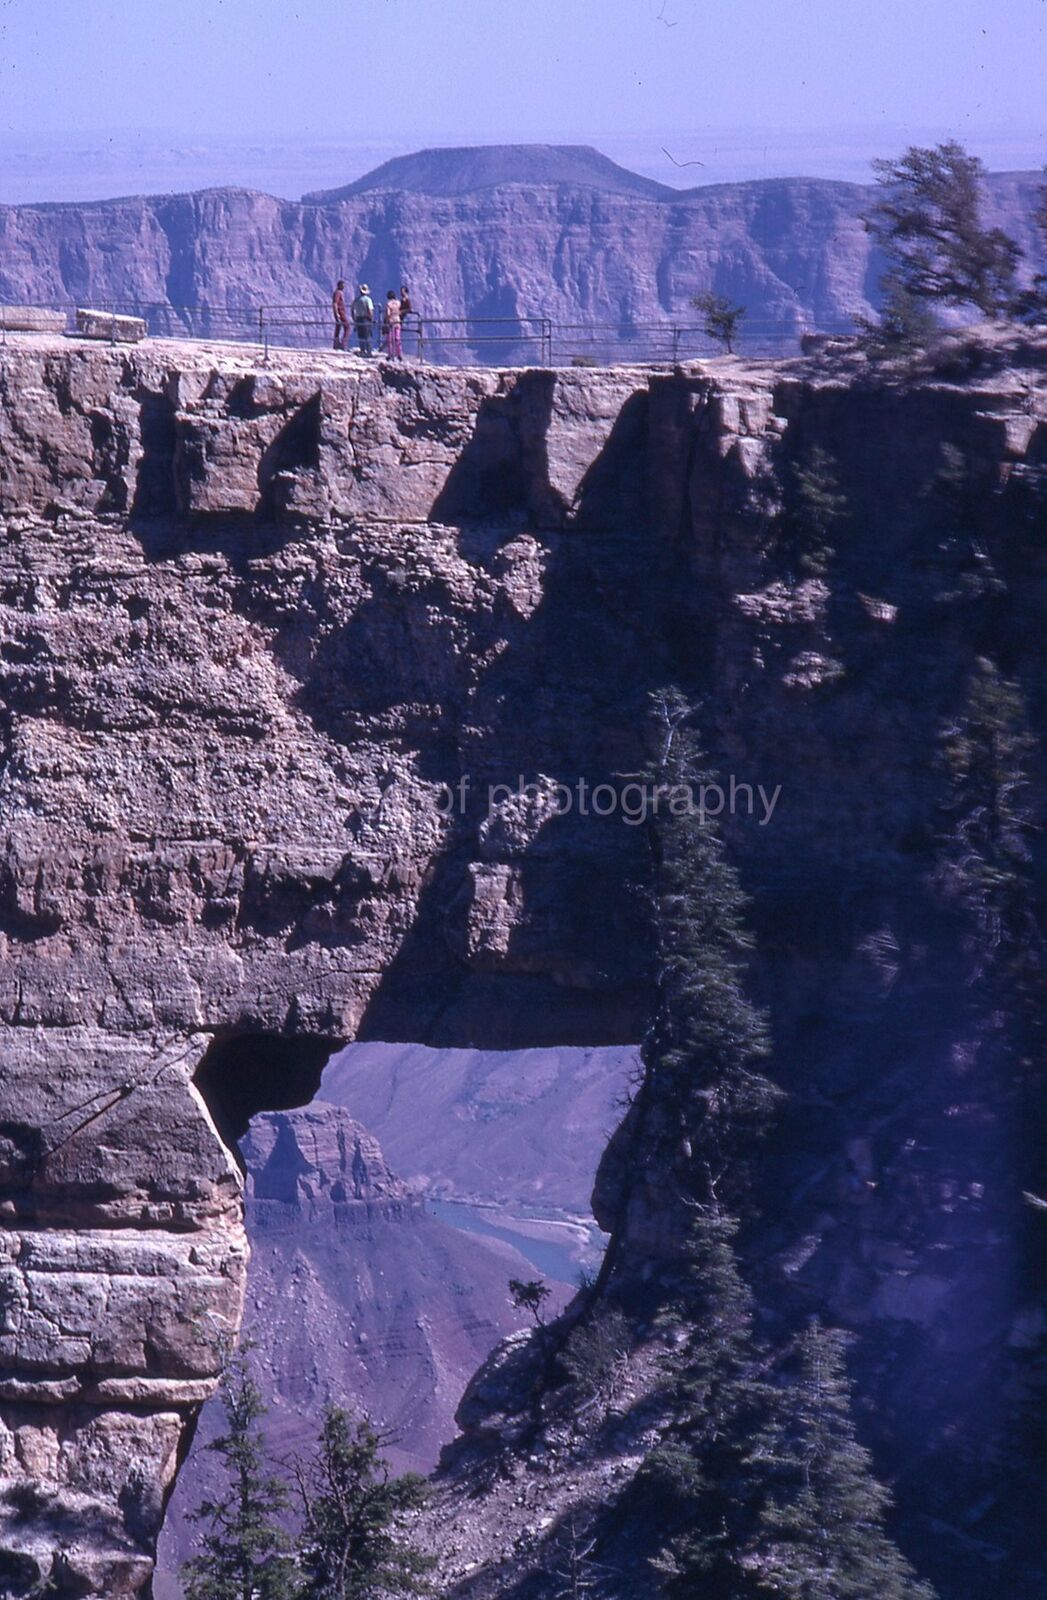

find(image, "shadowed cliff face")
[0,329,1045,1595]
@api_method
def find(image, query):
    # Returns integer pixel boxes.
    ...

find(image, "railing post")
[418,318,425,365]
[259,306,269,365]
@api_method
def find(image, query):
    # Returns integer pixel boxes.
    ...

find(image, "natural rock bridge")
[0,331,1045,1594]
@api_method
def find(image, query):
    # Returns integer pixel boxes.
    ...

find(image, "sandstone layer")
[0,327,1045,1595]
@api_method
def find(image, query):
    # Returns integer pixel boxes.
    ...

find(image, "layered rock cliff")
[0,144,1043,353]
[0,326,1045,1595]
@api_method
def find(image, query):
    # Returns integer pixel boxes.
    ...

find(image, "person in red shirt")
[332,280,350,350]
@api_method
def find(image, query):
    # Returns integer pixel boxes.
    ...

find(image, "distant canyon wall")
[0,170,1039,348]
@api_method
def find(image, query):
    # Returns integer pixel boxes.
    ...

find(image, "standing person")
[332,279,350,350]
[399,283,414,353]
[383,290,403,360]
[351,283,374,357]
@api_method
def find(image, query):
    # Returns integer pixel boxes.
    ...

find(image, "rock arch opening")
[156,1039,639,1590]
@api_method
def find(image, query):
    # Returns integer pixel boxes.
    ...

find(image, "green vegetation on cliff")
[627,695,935,1599]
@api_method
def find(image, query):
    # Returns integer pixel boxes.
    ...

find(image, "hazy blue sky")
[0,0,1044,200]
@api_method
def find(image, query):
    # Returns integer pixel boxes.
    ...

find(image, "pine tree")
[295,1408,432,1599]
[644,1236,938,1599]
[645,1206,779,1598]
[631,694,935,1600]
[692,291,746,354]
[779,446,849,579]
[864,142,1021,319]
[938,656,1035,961]
[921,444,1006,607]
[182,1356,300,1600]
[643,690,780,1209]
[745,1323,935,1600]
[858,282,940,357]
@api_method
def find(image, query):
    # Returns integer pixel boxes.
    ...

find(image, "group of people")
[332,281,413,359]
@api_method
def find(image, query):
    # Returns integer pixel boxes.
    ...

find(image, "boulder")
[75,308,147,343]
[0,306,67,333]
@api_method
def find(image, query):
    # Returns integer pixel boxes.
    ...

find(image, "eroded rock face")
[0,336,665,1591]
[1,329,1046,1594]
[1,175,882,350]
[0,1033,243,1594]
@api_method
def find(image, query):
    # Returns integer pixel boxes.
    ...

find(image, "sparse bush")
[574,1264,598,1294]
[561,1305,631,1398]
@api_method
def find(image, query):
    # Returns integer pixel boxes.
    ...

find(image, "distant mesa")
[302,142,678,203]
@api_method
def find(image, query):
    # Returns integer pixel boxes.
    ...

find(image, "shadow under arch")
[193,1031,345,1153]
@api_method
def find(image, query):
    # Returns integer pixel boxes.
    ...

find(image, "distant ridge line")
[302,142,681,203]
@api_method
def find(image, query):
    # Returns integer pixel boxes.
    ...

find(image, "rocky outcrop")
[242,1100,409,1211]
[0,333,667,1593]
[432,335,1047,1600]
[0,325,1046,1594]
[0,144,1042,355]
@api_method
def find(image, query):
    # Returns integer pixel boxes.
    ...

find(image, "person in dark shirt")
[332,280,350,350]
[351,284,374,357]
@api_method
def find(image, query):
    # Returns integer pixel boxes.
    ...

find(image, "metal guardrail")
[0,298,861,366]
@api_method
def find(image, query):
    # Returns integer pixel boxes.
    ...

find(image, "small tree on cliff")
[509,1276,552,1326]
[182,1355,300,1600]
[643,1205,778,1595]
[778,445,850,579]
[294,1407,432,1599]
[633,693,934,1600]
[936,655,1042,1076]
[692,291,746,354]
[865,142,1021,321]
[644,1230,937,1599]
